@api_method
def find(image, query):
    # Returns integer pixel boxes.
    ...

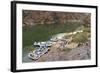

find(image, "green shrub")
[72,32,88,43]
[83,27,91,33]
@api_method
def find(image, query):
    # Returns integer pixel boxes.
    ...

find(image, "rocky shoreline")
[36,40,91,62]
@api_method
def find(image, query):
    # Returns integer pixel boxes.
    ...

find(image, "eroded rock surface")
[37,41,91,62]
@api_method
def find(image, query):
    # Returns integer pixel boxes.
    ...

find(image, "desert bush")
[72,32,89,43]
[62,48,71,53]
[83,27,91,33]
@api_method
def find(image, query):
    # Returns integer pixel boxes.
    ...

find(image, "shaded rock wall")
[23,10,91,26]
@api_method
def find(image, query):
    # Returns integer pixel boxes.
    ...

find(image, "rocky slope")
[36,41,91,62]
